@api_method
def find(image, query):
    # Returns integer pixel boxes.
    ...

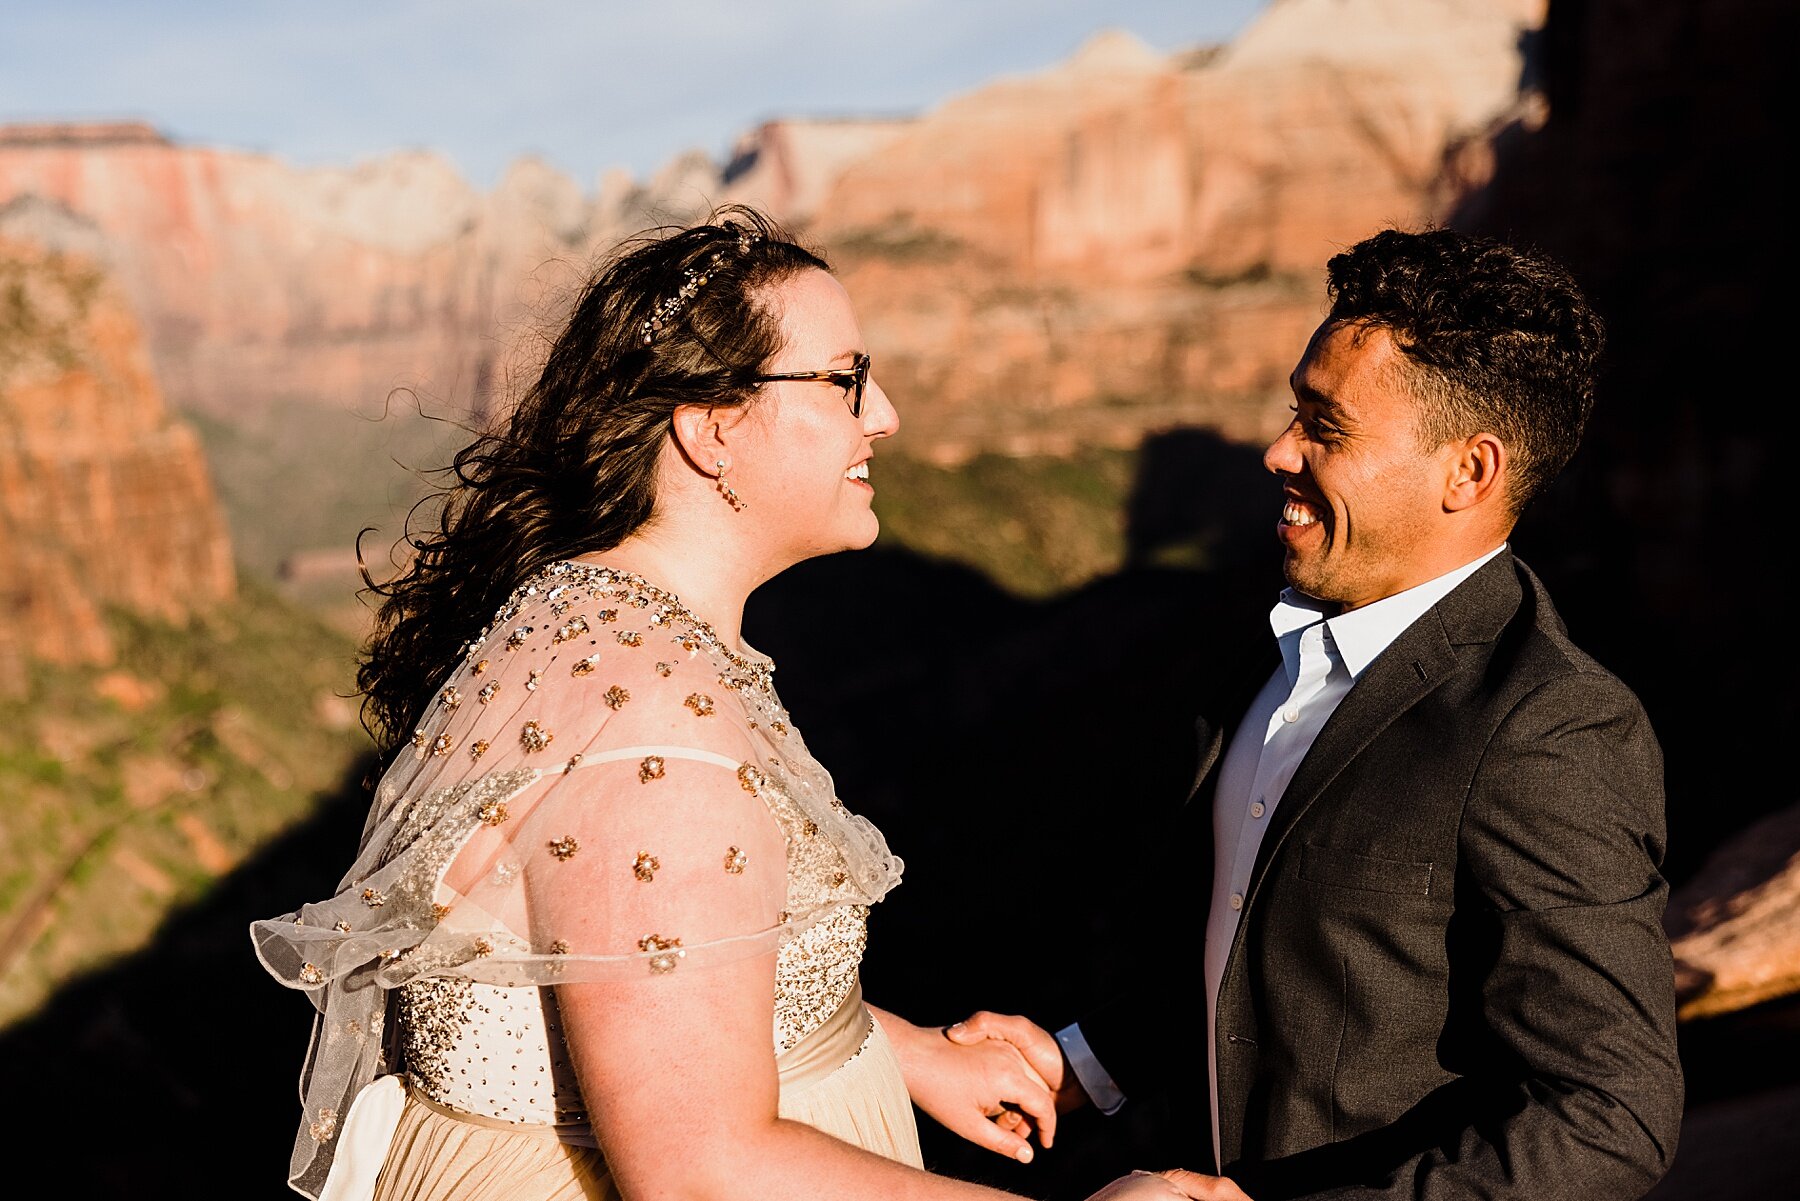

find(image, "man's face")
[1263,321,1450,612]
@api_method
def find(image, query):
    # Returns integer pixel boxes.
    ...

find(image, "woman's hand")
[867,1004,1059,1162]
[1085,1169,1254,1200]
[944,1009,1090,1114]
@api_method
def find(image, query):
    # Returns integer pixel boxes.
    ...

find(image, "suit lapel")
[1214,553,1524,1166]
[1242,553,1522,906]
[1240,621,1455,905]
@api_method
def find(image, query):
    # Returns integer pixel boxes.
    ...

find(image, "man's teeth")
[846,463,869,482]
[1283,501,1318,527]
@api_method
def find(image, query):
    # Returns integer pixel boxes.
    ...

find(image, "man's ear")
[670,402,747,477]
[1443,432,1507,514]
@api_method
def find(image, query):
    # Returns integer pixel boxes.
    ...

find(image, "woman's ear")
[1442,431,1507,514]
[670,403,738,478]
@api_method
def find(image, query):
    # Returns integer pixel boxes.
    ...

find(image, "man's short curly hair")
[1325,228,1605,516]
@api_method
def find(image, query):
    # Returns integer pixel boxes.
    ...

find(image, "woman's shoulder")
[439,561,764,757]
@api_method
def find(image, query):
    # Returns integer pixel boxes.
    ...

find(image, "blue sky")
[0,0,1267,189]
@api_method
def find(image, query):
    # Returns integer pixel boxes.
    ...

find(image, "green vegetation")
[828,223,969,265]
[0,247,101,375]
[186,400,468,581]
[870,448,1138,596]
[0,577,368,1026]
[1183,261,1312,293]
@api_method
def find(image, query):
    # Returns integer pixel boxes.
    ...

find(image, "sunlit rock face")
[0,231,234,685]
[804,2,1546,459]
[0,1,1545,556]
[1668,802,1800,1020]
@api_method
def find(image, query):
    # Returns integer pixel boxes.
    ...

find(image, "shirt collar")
[1268,545,1508,681]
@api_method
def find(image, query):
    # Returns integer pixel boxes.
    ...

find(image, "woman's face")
[732,268,899,563]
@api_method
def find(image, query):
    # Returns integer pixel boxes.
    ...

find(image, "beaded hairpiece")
[639,229,763,344]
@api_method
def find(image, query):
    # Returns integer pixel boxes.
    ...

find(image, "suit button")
[1250,801,1266,818]
[1229,892,1244,910]
[1282,707,1300,723]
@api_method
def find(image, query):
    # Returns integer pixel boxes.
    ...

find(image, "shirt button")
[1282,707,1300,723]
[1250,801,1266,819]
[1229,892,1244,911]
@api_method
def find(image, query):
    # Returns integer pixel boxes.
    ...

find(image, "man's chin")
[1281,558,1336,604]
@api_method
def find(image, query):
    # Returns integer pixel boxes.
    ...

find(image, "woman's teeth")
[1283,501,1318,527]
[846,463,869,482]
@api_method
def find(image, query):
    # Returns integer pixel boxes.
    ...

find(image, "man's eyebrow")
[1290,380,1347,417]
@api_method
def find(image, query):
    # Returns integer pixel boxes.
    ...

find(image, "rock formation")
[1667,802,1800,1019]
[810,2,1546,460]
[0,0,1547,567]
[0,232,234,685]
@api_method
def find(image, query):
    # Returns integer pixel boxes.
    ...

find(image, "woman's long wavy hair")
[357,206,829,755]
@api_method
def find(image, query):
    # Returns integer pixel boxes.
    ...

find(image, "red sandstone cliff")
[809,2,1545,459]
[0,0,1545,557]
[0,234,234,684]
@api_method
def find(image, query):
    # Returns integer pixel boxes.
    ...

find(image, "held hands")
[1086,1170,1254,1201]
[944,1010,1090,1115]
[870,1005,1061,1162]
[928,1012,1254,1200]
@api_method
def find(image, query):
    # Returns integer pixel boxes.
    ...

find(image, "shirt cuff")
[1055,1022,1126,1115]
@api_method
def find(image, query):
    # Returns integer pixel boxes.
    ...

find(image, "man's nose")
[1264,422,1302,476]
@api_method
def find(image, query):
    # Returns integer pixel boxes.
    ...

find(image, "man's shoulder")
[1470,556,1648,721]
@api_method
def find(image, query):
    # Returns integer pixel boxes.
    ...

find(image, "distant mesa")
[0,120,170,148]
[0,0,1547,575]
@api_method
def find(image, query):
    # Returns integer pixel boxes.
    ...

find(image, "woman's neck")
[572,532,762,652]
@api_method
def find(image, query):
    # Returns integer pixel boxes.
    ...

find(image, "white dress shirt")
[1060,546,1507,1166]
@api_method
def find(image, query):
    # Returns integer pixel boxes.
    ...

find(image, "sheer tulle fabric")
[251,563,904,1197]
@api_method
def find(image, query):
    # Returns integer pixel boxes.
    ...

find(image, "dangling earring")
[714,460,746,512]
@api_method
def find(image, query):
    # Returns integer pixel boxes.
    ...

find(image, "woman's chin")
[849,514,881,551]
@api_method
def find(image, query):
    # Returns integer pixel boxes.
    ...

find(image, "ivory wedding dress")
[252,562,918,1199]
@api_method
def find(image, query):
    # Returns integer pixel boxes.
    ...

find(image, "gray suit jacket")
[1081,552,1682,1199]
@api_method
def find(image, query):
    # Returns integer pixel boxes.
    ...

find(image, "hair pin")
[640,230,764,345]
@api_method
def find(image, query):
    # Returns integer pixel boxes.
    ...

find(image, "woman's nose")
[863,377,899,438]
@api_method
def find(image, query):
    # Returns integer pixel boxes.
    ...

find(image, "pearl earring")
[714,460,746,512]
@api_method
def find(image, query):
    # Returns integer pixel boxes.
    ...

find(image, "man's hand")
[868,1005,1059,1161]
[944,1010,1090,1114]
[1086,1170,1254,1201]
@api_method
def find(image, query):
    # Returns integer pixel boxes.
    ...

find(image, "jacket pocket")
[1299,843,1434,897]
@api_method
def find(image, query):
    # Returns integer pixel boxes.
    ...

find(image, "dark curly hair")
[1325,228,1605,516]
[357,206,828,753]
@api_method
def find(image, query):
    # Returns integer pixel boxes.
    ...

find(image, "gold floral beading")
[638,934,685,974]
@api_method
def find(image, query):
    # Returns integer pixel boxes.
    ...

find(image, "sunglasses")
[750,352,871,418]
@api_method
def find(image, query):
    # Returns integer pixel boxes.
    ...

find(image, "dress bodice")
[254,563,903,1195]
[381,563,889,1125]
[395,765,875,1125]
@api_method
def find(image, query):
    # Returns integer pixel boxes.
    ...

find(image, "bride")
[251,208,1232,1201]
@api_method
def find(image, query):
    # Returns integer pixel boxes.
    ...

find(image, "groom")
[957,229,1683,1199]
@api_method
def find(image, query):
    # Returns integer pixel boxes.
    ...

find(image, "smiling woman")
[249,207,1212,1201]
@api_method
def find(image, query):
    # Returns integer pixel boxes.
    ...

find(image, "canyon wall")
[0,233,234,686]
[0,0,1546,570]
